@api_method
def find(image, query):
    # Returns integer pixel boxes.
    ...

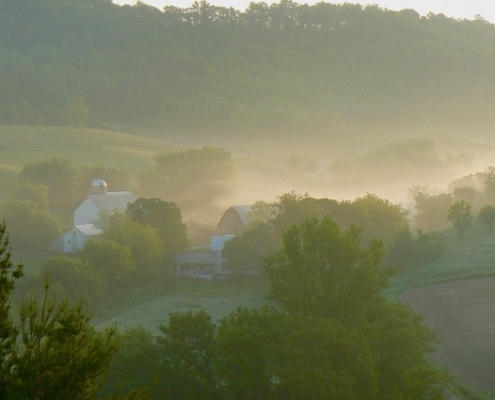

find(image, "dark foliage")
[1,1,495,139]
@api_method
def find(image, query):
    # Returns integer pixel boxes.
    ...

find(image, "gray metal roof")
[230,205,252,226]
[211,235,235,252]
[88,191,137,212]
[74,224,103,236]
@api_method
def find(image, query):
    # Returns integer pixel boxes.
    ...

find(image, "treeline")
[1,0,495,137]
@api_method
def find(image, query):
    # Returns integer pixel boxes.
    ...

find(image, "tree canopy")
[105,216,450,399]
[126,197,189,255]
[1,0,495,140]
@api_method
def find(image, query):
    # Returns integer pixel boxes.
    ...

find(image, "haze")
[5,1,495,397]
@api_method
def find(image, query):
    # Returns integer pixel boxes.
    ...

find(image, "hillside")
[1,0,495,146]
[393,222,495,396]
[388,222,495,298]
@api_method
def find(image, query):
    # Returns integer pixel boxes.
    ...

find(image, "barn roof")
[88,191,137,212]
[211,235,235,252]
[74,224,103,236]
[229,205,252,226]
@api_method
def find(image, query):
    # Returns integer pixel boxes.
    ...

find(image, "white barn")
[73,179,136,225]
[50,179,136,253]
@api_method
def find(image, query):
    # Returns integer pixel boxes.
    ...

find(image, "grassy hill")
[388,222,495,299]
[0,127,253,202]
[0,126,178,188]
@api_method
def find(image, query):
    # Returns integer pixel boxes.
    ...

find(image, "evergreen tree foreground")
[0,221,145,400]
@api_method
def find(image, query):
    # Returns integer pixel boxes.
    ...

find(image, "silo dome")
[91,179,107,195]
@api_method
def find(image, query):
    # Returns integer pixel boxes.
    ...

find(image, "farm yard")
[5,126,495,397]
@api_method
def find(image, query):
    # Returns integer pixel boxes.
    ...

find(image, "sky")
[112,0,495,23]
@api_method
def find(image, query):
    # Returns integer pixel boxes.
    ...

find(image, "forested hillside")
[2,0,495,142]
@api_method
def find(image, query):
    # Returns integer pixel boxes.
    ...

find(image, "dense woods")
[1,0,495,140]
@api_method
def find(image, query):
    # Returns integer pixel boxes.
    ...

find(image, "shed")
[176,234,234,277]
[50,224,102,253]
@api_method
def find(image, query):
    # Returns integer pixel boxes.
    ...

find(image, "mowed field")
[391,224,495,394]
[94,278,270,335]
[400,278,495,392]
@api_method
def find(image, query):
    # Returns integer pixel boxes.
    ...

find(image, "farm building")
[50,224,102,253]
[217,205,252,235]
[51,179,136,253]
[175,234,234,278]
[74,179,136,225]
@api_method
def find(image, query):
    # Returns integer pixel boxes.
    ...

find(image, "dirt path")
[400,277,495,392]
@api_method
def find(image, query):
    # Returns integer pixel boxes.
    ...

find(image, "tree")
[452,186,479,208]
[40,255,107,306]
[477,205,495,231]
[2,200,62,250]
[100,327,160,399]
[266,217,388,322]
[19,158,76,205]
[102,214,170,286]
[271,192,326,234]
[65,94,89,126]
[126,197,188,256]
[156,310,218,400]
[215,306,283,400]
[215,304,378,400]
[221,222,278,274]
[386,227,447,270]
[0,221,23,396]
[351,193,409,246]
[149,146,237,209]
[447,200,474,240]
[411,186,453,231]
[265,217,449,398]
[246,200,273,227]
[0,221,140,400]
[9,182,50,209]
[9,281,118,400]
[80,239,137,293]
[481,166,495,205]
